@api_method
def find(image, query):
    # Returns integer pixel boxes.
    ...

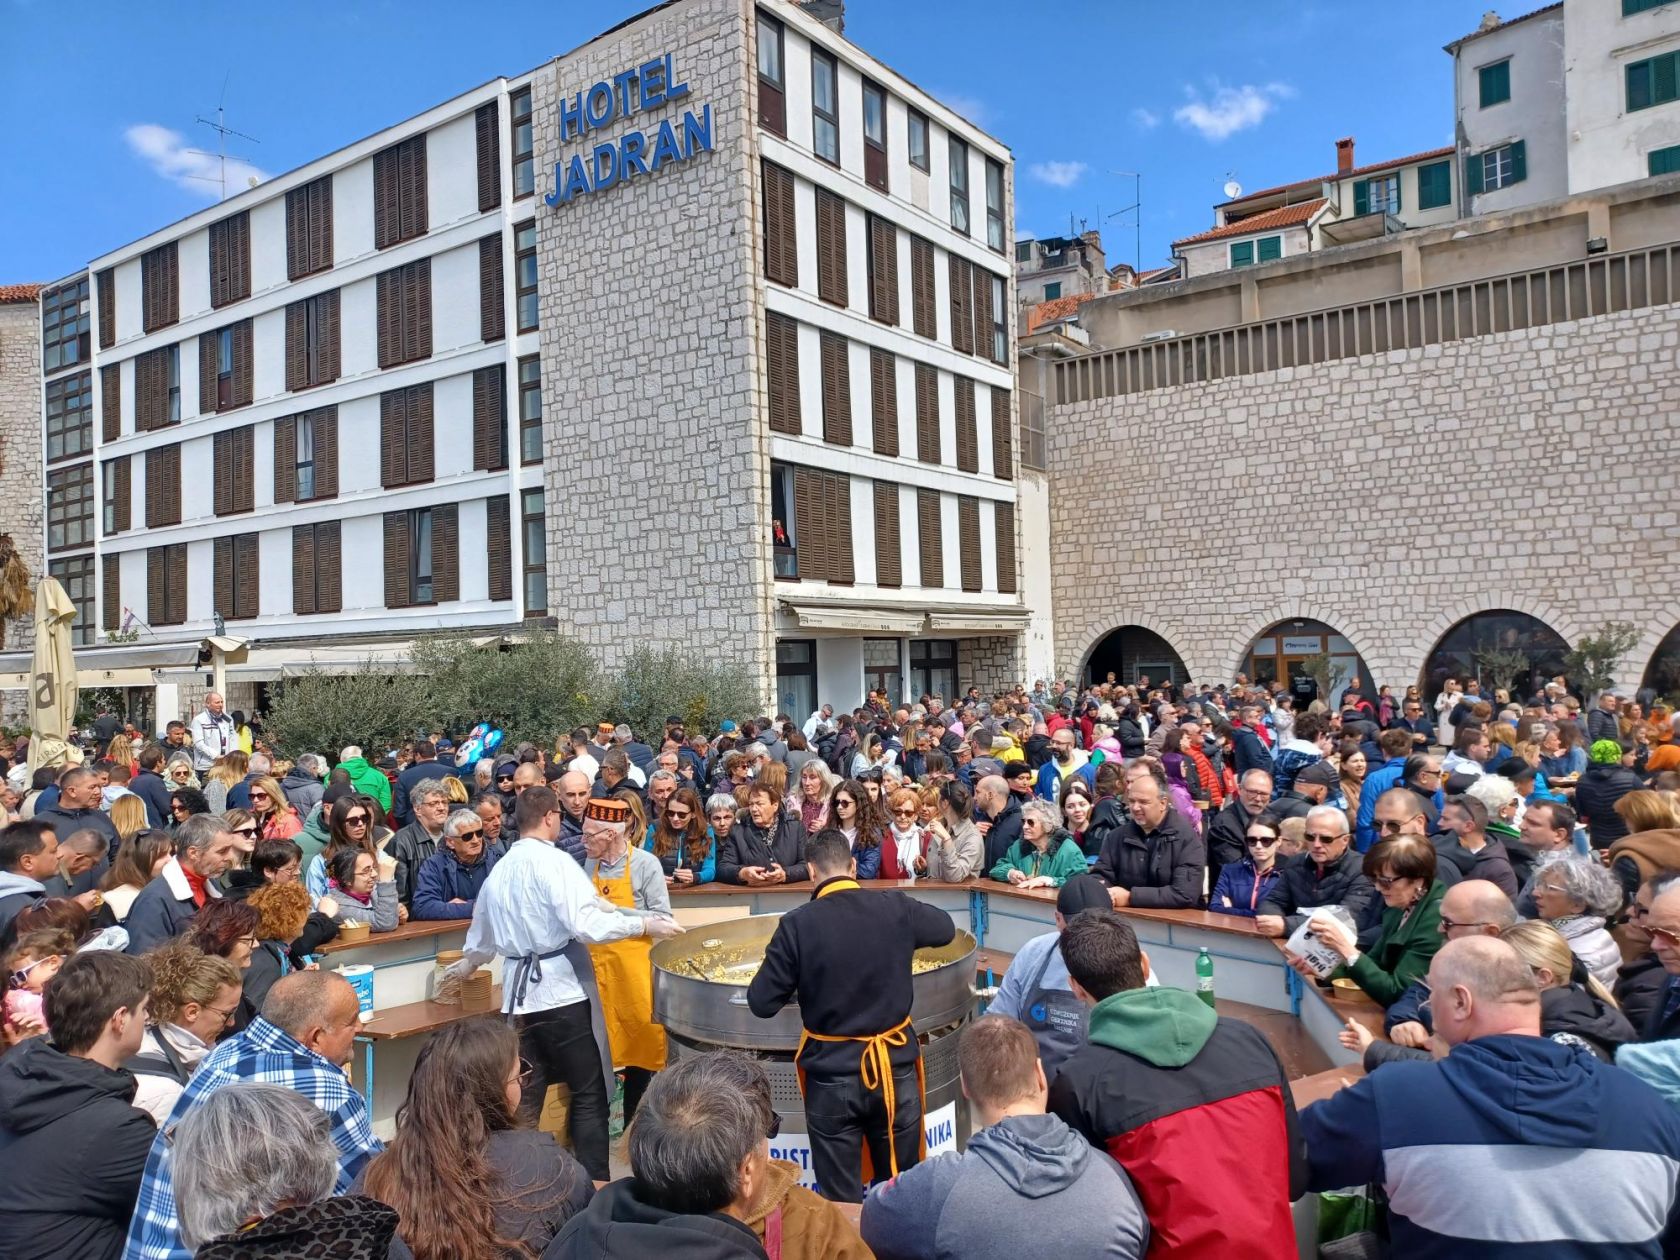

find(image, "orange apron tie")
[794,877,927,1184]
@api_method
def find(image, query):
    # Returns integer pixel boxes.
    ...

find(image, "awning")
[782,603,929,634]
[0,640,204,690]
[779,598,1029,637]
[926,609,1033,635]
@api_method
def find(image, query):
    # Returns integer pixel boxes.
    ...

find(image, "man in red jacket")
[1047,910,1306,1259]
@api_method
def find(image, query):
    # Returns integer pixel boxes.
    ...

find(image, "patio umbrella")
[25,576,77,776]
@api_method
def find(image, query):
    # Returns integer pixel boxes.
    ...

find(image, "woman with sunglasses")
[167,787,211,834]
[128,941,244,1124]
[356,1017,592,1260]
[1296,834,1445,1007]
[645,786,715,886]
[306,795,387,902]
[879,787,932,879]
[1210,813,1287,918]
[824,779,882,879]
[163,752,200,793]
[989,799,1086,889]
[1616,871,1679,1032]
[247,774,303,843]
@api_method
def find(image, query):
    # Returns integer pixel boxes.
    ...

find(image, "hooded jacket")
[336,756,393,813]
[0,1037,157,1260]
[1048,986,1304,1259]
[543,1176,768,1260]
[860,1112,1148,1260]
[1575,762,1645,848]
[1303,1035,1680,1258]
[0,868,46,949]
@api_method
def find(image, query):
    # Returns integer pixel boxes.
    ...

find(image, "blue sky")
[0,0,1502,280]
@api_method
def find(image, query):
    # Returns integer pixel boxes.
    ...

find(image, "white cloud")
[1131,107,1161,130]
[124,123,270,197]
[933,90,988,127]
[1028,160,1087,189]
[1173,82,1294,142]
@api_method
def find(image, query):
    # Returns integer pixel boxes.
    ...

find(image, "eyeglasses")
[1304,832,1345,844]
[1417,768,1442,779]
[516,1057,535,1087]
[1246,834,1279,846]
[1650,926,1680,949]
[892,807,919,817]
[1372,874,1404,890]
[238,935,259,950]
[1439,917,1492,933]
[766,1112,782,1139]
[234,826,259,838]
[1375,819,1408,834]
[202,1001,240,1027]
[344,814,369,827]
[456,829,485,841]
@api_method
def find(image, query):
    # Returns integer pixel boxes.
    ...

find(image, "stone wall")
[530,0,772,685]
[1048,300,1680,693]
[958,634,1027,695]
[0,300,41,663]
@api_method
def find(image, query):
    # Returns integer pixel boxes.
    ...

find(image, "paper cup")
[338,964,375,1022]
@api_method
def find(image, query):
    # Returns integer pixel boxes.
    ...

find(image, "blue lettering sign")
[638,56,666,109]
[557,92,583,143]
[664,51,690,100]
[649,118,682,172]
[585,81,614,129]
[548,52,713,206]
[591,141,620,192]
[620,129,650,178]
[925,1118,954,1148]
[682,103,713,158]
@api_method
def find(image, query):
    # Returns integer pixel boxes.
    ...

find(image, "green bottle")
[1195,947,1216,1009]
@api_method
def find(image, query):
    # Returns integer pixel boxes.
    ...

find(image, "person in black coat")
[1206,769,1273,878]
[975,776,1024,872]
[1576,744,1646,849]
[1255,806,1376,938]
[748,830,955,1202]
[1091,769,1205,910]
[0,951,157,1260]
[716,784,808,884]
[129,747,176,830]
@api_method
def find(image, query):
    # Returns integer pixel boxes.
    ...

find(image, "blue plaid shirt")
[122,1016,381,1260]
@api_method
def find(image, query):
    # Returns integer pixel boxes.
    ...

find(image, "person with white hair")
[280,753,326,818]
[1529,855,1626,989]
[172,1082,398,1257]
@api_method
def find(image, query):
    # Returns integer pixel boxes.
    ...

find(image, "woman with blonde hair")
[1607,790,1680,905]
[202,752,249,814]
[129,942,245,1123]
[441,775,471,805]
[1499,919,1636,1062]
[248,774,303,841]
[108,794,149,847]
[99,829,175,923]
[163,751,200,792]
[104,733,137,777]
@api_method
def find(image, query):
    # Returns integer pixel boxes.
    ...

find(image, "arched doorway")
[1242,619,1372,706]
[1642,625,1680,703]
[1421,610,1570,702]
[1084,626,1189,688]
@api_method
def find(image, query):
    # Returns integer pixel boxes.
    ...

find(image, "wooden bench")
[358,988,504,1041]
[1290,1063,1366,1108]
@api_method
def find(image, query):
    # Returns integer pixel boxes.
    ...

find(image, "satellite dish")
[1223,179,1243,199]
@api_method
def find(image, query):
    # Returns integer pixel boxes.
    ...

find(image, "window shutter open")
[868,215,899,324]
[96,269,115,349]
[765,311,801,435]
[479,235,505,342]
[232,320,253,407]
[991,386,1013,480]
[103,556,121,632]
[292,523,316,615]
[1510,140,1527,183]
[794,467,824,581]
[313,406,339,499]
[384,512,411,608]
[915,363,939,464]
[762,161,797,287]
[995,501,1017,594]
[873,481,901,587]
[819,331,852,447]
[475,100,502,212]
[101,364,120,441]
[917,489,943,588]
[954,377,978,473]
[816,189,847,307]
[273,415,297,504]
[869,347,898,456]
[487,495,512,600]
[958,496,981,592]
[473,365,507,471]
[1465,154,1485,196]
[316,521,342,613]
[827,473,854,585]
[433,503,459,603]
[972,264,994,360]
[948,253,973,354]
[198,331,218,413]
[910,236,936,338]
[1354,180,1370,216]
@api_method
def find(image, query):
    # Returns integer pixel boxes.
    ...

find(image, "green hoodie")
[295,803,331,866]
[336,757,392,812]
[1086,985,1218,1068]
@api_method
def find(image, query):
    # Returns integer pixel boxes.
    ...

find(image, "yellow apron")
[794,878,927,1183]
[589,857,667,1072]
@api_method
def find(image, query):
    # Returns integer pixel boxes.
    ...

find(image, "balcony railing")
[1055,242,1680,403]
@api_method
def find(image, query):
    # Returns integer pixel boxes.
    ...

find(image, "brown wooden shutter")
[472,366,507,471]
[315,521,342,613]
[209,212,251,309]
[765,312,800,435]
[96,269,115,349]
[486,495,512,600]
[313,406,339,499]
[145,445,181,528]
[954,377,978,473]
[827,473,854,585]
[910,236,935,338]
[401,135,428,243]
[819,331,851,447]
[235,534,259,619]
[995,500,1017,594]
[874,481,901,587]
[213,536,233,619]
[377,261,432,368]
[167,544,187,624]
[198,331,218,413]
[284,300,307,392]
[292,523,317,615]
[213,431,233,516]
[794,467,823,581]
[948,253,973,354]
[102,555,120,632]
[106,456,130,535]
[990,386,1012,480]
[141,242,178,333]
[917,489,943,588]
[379,391,406,488]
[915,363,940,464]
[147,548,166,625]
[432,504,459,603]
[815,189,847,307]
[408,383,434,484]
[762,161,797,287]
[973,263,994,360]
[479,235,505,342]
[287,175,334,280]
[958,496,982,592]
[320,290,341,384]
[374,135,429,249]
[134,347,162,432]
[383,512,411,608]
[101,364,120,441]
[233,426,253,513]
[232,320,253,407]
[273,415,296,504]
[869,348,898,456]
[475,100,501,212]
[410,258,432,363]
[868,215,899,324]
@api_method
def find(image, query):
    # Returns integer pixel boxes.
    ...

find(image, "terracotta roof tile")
[0,284,41,304]
[1448,2,1562,48]
[1217,145,1457,210]
[1173,199,1327,248]
[1025,292,1097,333]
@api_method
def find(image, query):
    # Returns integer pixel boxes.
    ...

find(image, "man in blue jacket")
[1353,730,1425,851]
[411,810,504,920]
[1302,935,1680,1258]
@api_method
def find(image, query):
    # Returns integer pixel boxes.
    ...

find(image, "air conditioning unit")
[1139,329,1179,343]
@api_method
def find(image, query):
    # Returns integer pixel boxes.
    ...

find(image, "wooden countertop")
[318,918,468,955]
[359,988,503,1040]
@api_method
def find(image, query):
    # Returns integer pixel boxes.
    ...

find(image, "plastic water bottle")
[1195,948,1216,1009]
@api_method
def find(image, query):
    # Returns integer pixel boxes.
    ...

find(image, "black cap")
[1057,874,1111,917]
[1296,760,1340,788]
[1443,770,1481,795]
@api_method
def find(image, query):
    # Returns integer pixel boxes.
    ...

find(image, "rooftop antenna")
[187,74,261,201]
[1106,170,1142,276]
[1223,170,1243,200]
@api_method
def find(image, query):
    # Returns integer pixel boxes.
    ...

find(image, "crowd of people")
[6,670,1680,1256]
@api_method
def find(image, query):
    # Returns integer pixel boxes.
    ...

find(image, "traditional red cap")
[584,797,631,824]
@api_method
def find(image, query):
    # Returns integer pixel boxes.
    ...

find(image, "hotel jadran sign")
[545,52,714,206]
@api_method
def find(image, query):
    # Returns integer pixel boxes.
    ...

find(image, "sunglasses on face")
[344,815,369,826]
[892,806,918,817]
[250,791,268,802]
[1305,832,1344,844]
[1650,926,1680,949]
[1246,834,1278,846]
[1372,874,1403,890]
[172,802,188,813]
[1375,819,1408,834]
[666,809,692,823]
[234,826,259,838]
[457,829,484,841]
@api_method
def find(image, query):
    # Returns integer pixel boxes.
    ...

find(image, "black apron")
[1020,937,1088,1075]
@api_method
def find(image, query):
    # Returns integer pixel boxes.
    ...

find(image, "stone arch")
[1640,623,1680,702]
[1218,601,1387,693]
[1419,607,1573,702]
[1073,617,1193,688]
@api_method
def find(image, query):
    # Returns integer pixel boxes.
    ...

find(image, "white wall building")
[1447,4,1569,214]
[1566,0,1680,188]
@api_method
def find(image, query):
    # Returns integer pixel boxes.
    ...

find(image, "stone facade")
[957,633,1027,693]
[0,298,41,662]
[531,0,772,692]
[1049,300,1680,694]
